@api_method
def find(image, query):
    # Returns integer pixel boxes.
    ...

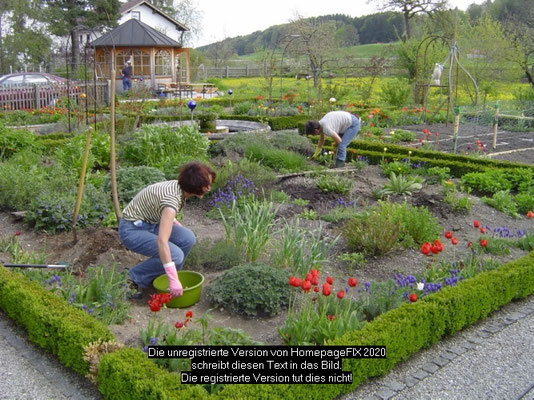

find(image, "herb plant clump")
[207,263,291,316]
[106,166,166,206]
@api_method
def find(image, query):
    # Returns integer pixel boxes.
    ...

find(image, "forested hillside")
[196,12,405,56]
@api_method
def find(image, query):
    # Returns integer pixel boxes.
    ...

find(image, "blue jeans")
[118,219,196,288]
[336,114,361,162]
[122,77,131,91]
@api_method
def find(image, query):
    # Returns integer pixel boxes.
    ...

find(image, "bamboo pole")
[72,127,93,243]
[110,67,122,221]
[495,114,534,120]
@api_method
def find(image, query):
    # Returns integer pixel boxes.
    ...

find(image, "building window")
[96,52,111,78]
[132,11,140,20]
[155,50,172,76]
[117,50,150,78]
[175,53,188,82]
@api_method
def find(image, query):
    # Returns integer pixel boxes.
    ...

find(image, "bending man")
[305,111,361,168]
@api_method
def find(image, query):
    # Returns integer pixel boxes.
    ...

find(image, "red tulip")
[289,277,297,287]
[480,239,488,247]
[185,311,193,319]
[149,301,161,312]
[337,290,345,299]
[451,238,458,245]
[444,231,453,239]
[473,220,480,228]
[527,211,534,219]
[301,280,312,292]
[431,245,441,254]
[326,276,334,284]
[310,269,319,277]
[175,321,184,328]
[322,283,331,296]
[310,276,319,286]
[347,277,358,287]
[420,242,432,255]
[480,227,486,234]
[305,273,313,282]
[409,293,418,302]
[327,314,335,321]
[158,293,171,304]
[313,286,319,293]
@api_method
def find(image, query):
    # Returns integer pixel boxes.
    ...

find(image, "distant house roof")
[120,0,189,31]
[92,18,182,47]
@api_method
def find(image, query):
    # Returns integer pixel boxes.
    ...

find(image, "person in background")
[305,111,361,168]
[121,60,133,91]
[118,162,216,299]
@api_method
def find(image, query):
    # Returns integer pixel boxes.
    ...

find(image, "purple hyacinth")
[209,175,257,209]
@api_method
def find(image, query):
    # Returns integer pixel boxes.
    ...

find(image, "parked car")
[0,72,67,87]
[0,72,83,110]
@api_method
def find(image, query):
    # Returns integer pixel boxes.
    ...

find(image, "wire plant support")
[414,36,479,131]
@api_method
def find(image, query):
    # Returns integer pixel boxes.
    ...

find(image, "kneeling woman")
[119,162,216,298]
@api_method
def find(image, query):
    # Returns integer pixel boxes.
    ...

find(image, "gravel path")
[0,310,101,400]
[341,295,534,400]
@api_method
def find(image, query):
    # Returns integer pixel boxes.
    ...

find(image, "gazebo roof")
[92,19,182,47]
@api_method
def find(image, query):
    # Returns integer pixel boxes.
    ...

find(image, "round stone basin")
[158,119,270,139]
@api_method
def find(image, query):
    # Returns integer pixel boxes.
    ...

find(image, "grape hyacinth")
[330,197,354,208]
[209,175,257,208]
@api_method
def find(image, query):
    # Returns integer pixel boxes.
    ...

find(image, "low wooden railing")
[0,81,109,111]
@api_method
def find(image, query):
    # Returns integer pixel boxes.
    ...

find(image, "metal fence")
[0,81,109,111]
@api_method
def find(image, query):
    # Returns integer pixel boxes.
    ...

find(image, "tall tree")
[286,15,338,88]
[458,16,515,102]
[489,0,534,85]
[0,0,52,74]
[44,0,120,72]
[205,40,234,68]
[369,0,448,40]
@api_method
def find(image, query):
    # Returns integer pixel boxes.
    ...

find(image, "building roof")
[120,0,189,31]
[92,18,182,47]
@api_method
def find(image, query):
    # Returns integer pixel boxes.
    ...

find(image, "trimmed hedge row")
[0,265,114,374]
[306,136,534,176]
[98,347,208,399]
[347,140,534,172]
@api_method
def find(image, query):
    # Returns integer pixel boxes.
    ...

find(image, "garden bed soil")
[1,123,533,348]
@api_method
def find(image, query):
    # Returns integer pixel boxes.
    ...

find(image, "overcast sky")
[194,0,486,47]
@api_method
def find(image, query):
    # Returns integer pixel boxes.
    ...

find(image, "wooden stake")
[492,104,499,150]
[452,106,460,153]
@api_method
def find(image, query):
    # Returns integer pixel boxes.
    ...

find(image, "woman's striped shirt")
[122,180,185,223]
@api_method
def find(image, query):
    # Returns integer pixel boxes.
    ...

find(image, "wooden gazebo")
[92,18,190,93]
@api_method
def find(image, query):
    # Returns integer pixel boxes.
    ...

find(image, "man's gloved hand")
[163,262,183,297]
